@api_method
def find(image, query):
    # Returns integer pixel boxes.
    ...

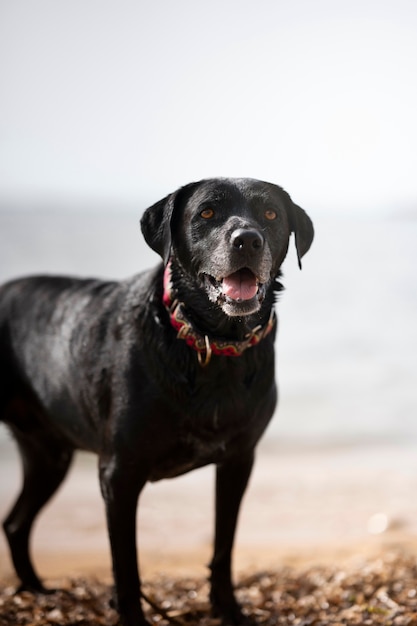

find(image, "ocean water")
[0,209,416,446]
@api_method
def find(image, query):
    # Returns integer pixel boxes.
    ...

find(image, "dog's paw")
[219,614,257,626]
[222,615,257,626]
[15,581,56,595]
[212,603,257,626]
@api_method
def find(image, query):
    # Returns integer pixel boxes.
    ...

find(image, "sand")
[2,438,417,584]
[3,438,417,624]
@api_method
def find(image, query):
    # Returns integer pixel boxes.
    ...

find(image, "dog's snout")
[231,228,264,253]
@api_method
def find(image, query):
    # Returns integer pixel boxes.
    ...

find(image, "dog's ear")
[282,193,314,269]
[140,193,176,264]
[140,183,199,264]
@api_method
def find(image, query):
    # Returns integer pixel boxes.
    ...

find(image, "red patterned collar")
[163,261,276,367]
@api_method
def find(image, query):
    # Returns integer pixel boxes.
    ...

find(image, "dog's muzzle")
[201,269,267,316]
[162,261,275,366]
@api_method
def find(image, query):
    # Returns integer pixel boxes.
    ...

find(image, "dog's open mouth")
[221,269,259,301]
[202,268,266,316]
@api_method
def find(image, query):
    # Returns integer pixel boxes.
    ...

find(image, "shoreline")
[4,532,417,593]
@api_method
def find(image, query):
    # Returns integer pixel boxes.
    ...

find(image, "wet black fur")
[0,178,313,626]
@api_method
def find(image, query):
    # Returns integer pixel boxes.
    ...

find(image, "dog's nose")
[231,228,264,253]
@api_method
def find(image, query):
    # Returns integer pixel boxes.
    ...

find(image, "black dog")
[0,178,313,626]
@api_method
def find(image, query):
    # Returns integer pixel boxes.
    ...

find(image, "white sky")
[1,0,417,214]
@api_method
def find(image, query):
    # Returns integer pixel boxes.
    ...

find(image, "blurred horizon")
[1,208,416,448]
[1,198,417,219]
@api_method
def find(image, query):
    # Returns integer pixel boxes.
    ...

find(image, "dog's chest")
[181,394,243,456]
[148,364,275,481]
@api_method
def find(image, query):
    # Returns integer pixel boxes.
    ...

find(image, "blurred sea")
[0,208,416,448]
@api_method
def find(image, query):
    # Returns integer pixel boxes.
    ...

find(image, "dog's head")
[141,178,314,317]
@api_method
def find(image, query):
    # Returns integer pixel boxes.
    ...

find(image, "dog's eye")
[264,209,277,221]
[200,208,215,219]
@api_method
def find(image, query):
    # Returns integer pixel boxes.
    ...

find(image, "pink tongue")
[222,270,258,301]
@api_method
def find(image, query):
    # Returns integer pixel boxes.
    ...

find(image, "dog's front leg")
[210,450,256,626]
[99,456,150,626]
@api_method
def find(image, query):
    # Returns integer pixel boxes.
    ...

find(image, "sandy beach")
[3,436,417,624]
[2,437,417,584]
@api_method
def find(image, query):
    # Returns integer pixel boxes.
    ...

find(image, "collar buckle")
[197,335,212,367]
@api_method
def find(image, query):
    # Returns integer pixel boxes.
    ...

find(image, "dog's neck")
[162,261,277,367]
